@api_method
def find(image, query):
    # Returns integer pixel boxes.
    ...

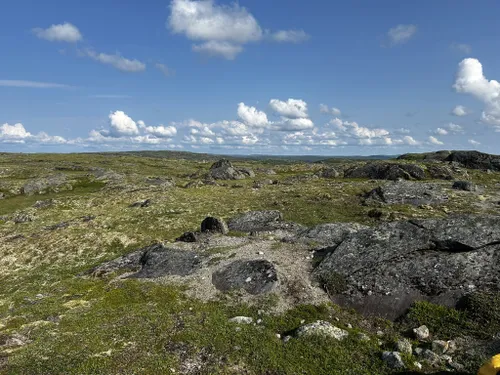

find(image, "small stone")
[283,336,291,343]
[300,319,305,324]
[257,251,264,255]
[431,340,448,355]
[395,338,412,355]
[413,325,430,340]
[228,316,253,324]
[414,347,423,356]
[245,277,252,283]
[413,362,422,370]
[346,323,352,329]
[256,319,262,324]
[452,181,476,191]
[421,349,440,364]
[275,333,281,339]
[376,330,384,337]
[382,352,405,369]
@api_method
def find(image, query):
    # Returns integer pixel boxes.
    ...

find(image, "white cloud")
[155,63,173,76]
[168,0,308,59]
[428,136,444,145]
[401,135,420,145]
[108,111,139,137]
[0,80,71,89]
[468,139,480,146]
[143,125,177,138]
[435,128,448,136]
[83,49,146,72]
[273,117,314,131]
[269,98,308,118]
[0,123,67,145]
[192,40,243,59]
[451,43,471,54]
[387,24,417,45]
[454,58,500,129]
[33,22,82,43]
[270,29,310,43]
[319,104,341,116]
[169,0,262,44]
[451,105,468,116]
[237,102,269,127]
[446,122,464,133]
[331,118,390,139]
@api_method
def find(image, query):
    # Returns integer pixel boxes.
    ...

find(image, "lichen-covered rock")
[314,215,500,319]
[228,211,284,232]
[413,325,430,340]
[294,320,349,341]
[344,162,426,180]
[201,217,228,235]
[318,167,339,179]
[208,159,249,180]
[395,338,412,354]
[452,180,476,191]
[295,222,368,247]
[228,316,253,324]
[445,150,500,171]
[364,181,448,206]
[427,164,455,180]
[21,174,72,195]
[381,352,405,369]
[212,259,278,295]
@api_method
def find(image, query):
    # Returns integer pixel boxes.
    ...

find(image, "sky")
[1,0,500,155]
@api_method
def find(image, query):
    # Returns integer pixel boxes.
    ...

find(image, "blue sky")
[1,0,500,155]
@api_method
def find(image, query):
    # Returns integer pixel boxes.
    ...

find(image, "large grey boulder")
[21,174,72,195]
[445,150,500,171]
[228,211,284,232]
[212,259,278,295]
[87,244,202,278]
[314,215,500,319]
[344,163,425,180]
[208,159,254,180]
[295,222,368,247]
[364,181,448,206]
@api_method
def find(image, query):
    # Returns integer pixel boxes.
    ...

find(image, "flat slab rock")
[212,259,278,295]
[87,244,202,278]
[344,162,426,180]
[314,215,500,320]
[364,181,448,206]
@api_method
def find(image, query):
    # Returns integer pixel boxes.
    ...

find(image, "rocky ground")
[0,150,499,374]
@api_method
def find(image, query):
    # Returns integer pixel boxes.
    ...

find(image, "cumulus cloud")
[0,80,71,89]
[453,58,500,129]
[331,118,390,139]
[435,128,448,136]
[269,98,308,118]
[468,139,480,146]
[319,104,341,116]
[273,117,314,131]
[33,22,83,43]
[143,125,177,138]
[108,111,139,137]
[428,136,444,145]
[237,102,269,127]
[83,49,146,72]
[401,135,420,146]
[0,123,67,144]
[168,0,308,59]
[270,30,310,43]
[451,105,469,116]
[387,24,417,45]
[446,122,464,133]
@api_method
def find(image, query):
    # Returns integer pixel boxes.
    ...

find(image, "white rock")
[413,362,422,370]
[382,351,405,369]
[346,323,353,329]
[228,316,253,324]
[245,277,252,283]
[295,320,349,341]
[395,338,412,354]
[413,325,430,340]
[431,340,448,355]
